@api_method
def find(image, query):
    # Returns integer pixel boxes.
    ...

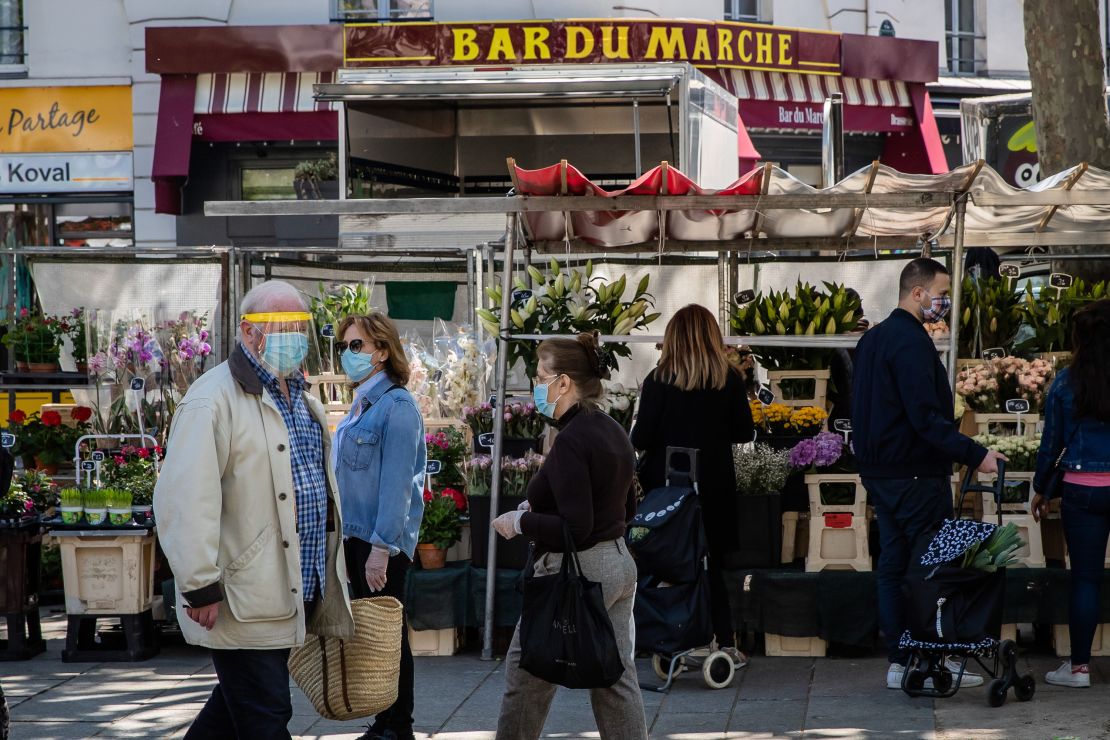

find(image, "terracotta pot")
[416,544,447,570]
[27,362,59,373]
[33,459,59,475]
[75,362,88,375]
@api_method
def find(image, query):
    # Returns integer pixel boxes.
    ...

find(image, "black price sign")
[0,432,14,449]
[478,432,495,449]
[320,324,335,338]
[511,289,533,305]
[487,394,497,407]
[998,264,1021,279]
[733,289,756,307]
[983,347,1007,361]
[1005,399,1031,415]
[833,419,853,433]
[130,378,145,392]
[757,386,775,406]
[426,460,443,475]
[1049,272,1074,289]
[80,461,96,472]
[91,451,105,462]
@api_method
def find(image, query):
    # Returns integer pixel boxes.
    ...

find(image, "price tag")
[0,432,14,449]
[426,460,443,475]
[824,513,853,529]
[1005,399,1031,415]
[733,289,756,307]
[488,394,497,407]
[80,461,96,472]
[91,451,105,462]
[130,378,145,392]
[320,324,335,338]
[478,432,495,449]
[757,387,775,406]
[832,419,853,433]
[998,264,1021,279]
[1049,272,1074,289]
[983,347,1007,361]
[511,289,533,305]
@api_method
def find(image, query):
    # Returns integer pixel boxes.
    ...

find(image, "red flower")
[8,410,26,424]
[113,455,125,466]
[40,411,62,427]
[442,487,467,512]
[137,448,150,458]
[422,489,432,503]
[70,406,93,423]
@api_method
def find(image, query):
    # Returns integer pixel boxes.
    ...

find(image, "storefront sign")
[0,152,133,194]
[344,20,841,75]
[0,86,133,153]
[739,100,915,133]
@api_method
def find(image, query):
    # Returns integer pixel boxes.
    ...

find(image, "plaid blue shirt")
[242,345,328,601]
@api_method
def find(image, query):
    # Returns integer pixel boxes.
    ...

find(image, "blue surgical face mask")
[260,332,308,376]
[532,375,564,418]
[342,348,379,383]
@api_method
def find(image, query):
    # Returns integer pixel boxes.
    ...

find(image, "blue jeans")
[864,476,954,666]
[1061,483,1110,665]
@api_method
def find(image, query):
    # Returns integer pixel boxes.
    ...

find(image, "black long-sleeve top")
[519,405,637,555]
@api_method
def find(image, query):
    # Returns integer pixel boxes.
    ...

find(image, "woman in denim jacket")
[334,313,426,740]
[1033,300,1110,688]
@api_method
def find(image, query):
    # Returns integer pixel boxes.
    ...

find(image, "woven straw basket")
[289,596,403,720]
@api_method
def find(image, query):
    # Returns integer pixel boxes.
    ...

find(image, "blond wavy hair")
[657,304,730,391]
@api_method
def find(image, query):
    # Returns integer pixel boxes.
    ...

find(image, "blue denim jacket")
[334,379,426,558]
[1034,368,1110,496]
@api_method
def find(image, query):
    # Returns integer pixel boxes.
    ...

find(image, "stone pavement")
[5,611,1110,739]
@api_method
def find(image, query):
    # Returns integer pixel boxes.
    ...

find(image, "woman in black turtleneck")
[491,333,647,740]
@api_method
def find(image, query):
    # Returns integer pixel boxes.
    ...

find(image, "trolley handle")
[665,447,699,488]
[957,459,1007,525]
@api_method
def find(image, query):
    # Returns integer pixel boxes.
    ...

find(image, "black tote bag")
[518,527,625,689]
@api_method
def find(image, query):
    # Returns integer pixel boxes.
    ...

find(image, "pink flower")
[503,413,512,422]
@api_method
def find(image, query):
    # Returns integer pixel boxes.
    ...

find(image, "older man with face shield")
[154,280,353,740]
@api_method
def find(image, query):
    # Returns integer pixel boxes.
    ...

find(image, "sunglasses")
[336,339,369,353]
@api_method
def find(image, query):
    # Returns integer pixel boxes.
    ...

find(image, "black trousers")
[345,537,414,736]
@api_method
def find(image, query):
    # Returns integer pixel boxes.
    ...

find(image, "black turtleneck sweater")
[519,405,637,555]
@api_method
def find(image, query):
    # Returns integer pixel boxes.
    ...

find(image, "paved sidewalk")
[4,610,1109,739]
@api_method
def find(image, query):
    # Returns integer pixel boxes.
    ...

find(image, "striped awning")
[194,72,337,114]
[729,70,911,108]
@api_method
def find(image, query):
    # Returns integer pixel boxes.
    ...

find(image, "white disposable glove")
[492,510,525,540]
[517,500,532,512]
[365,546,390,592]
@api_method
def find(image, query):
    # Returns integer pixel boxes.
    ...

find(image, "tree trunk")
[1023,0,1110,282]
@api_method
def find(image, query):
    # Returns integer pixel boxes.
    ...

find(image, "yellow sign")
[0,86,132,153]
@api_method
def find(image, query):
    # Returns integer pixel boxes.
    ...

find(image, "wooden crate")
[767,369,830,411]
[973,413,1040,439]
[805,474,870,573]
[1053,624,1110,658]
[764,633,827,657]
[408,626,463,657]
[781,511,809,564]
[1000,624,1017,643]
[976,472,1045,568]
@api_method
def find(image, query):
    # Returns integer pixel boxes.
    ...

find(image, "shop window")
[0,0,25,70]
[240,167,299,202]
[724,0,761,23]
[55,202,133,247]
[944,0,981,75]
[332,0,433,22]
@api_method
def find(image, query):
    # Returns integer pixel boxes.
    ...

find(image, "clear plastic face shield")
[240,311,323,378]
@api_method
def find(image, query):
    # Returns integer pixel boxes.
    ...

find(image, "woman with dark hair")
[631,304,755,666]
[334,313,426,740]
[492,333,647,739]
[1033,299,1110,688]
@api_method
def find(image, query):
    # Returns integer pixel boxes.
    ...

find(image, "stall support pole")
[482,214,518,661]
[219,251,232,358]
[948,197,968,389]
[717,252,729,331]
[633,98,642,177]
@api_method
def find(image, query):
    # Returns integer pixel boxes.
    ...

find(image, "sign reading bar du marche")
[0,152,133,194]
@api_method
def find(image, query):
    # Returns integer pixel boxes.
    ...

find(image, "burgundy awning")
[152,74,197,216]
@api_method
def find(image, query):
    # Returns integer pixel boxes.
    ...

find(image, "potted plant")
[7,407,93,474]
[417,489,464,569]
[294,153,340,200]
[1016,279,1107,360]
[65,308,88,374]
[14,469,59,519]
[58,487,83,525]
[464,403,546,456]
[466,452,544,569]
[105,489,133,526]
[2,309,66,372]
[82,489,108,526]
[425,428,468,489]
[98,444,158,525]
[728,443,793,568]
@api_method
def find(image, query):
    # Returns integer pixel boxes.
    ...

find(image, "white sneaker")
[1046,661,1090,688]
[887,663,905,689]
[944,658,984,688]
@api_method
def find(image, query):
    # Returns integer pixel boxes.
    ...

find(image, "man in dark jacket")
[852,258,1006,690]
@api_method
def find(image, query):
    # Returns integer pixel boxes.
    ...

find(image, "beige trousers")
[496,538,648,740]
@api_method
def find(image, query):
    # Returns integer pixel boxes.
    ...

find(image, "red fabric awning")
[152,74,197,216]
[194,112,337,142]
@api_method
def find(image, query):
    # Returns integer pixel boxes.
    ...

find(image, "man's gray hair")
[239,281,307,317]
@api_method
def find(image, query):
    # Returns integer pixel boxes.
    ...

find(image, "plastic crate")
[408,626,462,657]
[781,511,809,564]
[766,369,830,411]
[976,473,1045,568]
[973,413,1040,439]
[764,633,827,657]
[804,474,870,572]
[52,530,156,615]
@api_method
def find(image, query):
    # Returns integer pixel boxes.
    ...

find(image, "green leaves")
[1015,278,1107,354]
[961,522,1024,571]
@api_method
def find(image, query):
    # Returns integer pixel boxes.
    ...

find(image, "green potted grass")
[59,488,83,525]
[105,489,133,526]
[82,489,108,526]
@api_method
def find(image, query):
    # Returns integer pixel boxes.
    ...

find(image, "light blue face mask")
[532,375,564,418]
[260,332,309,376]
[341,348,379,383]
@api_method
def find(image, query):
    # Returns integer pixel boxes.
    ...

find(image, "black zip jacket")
[851,308,987,478]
